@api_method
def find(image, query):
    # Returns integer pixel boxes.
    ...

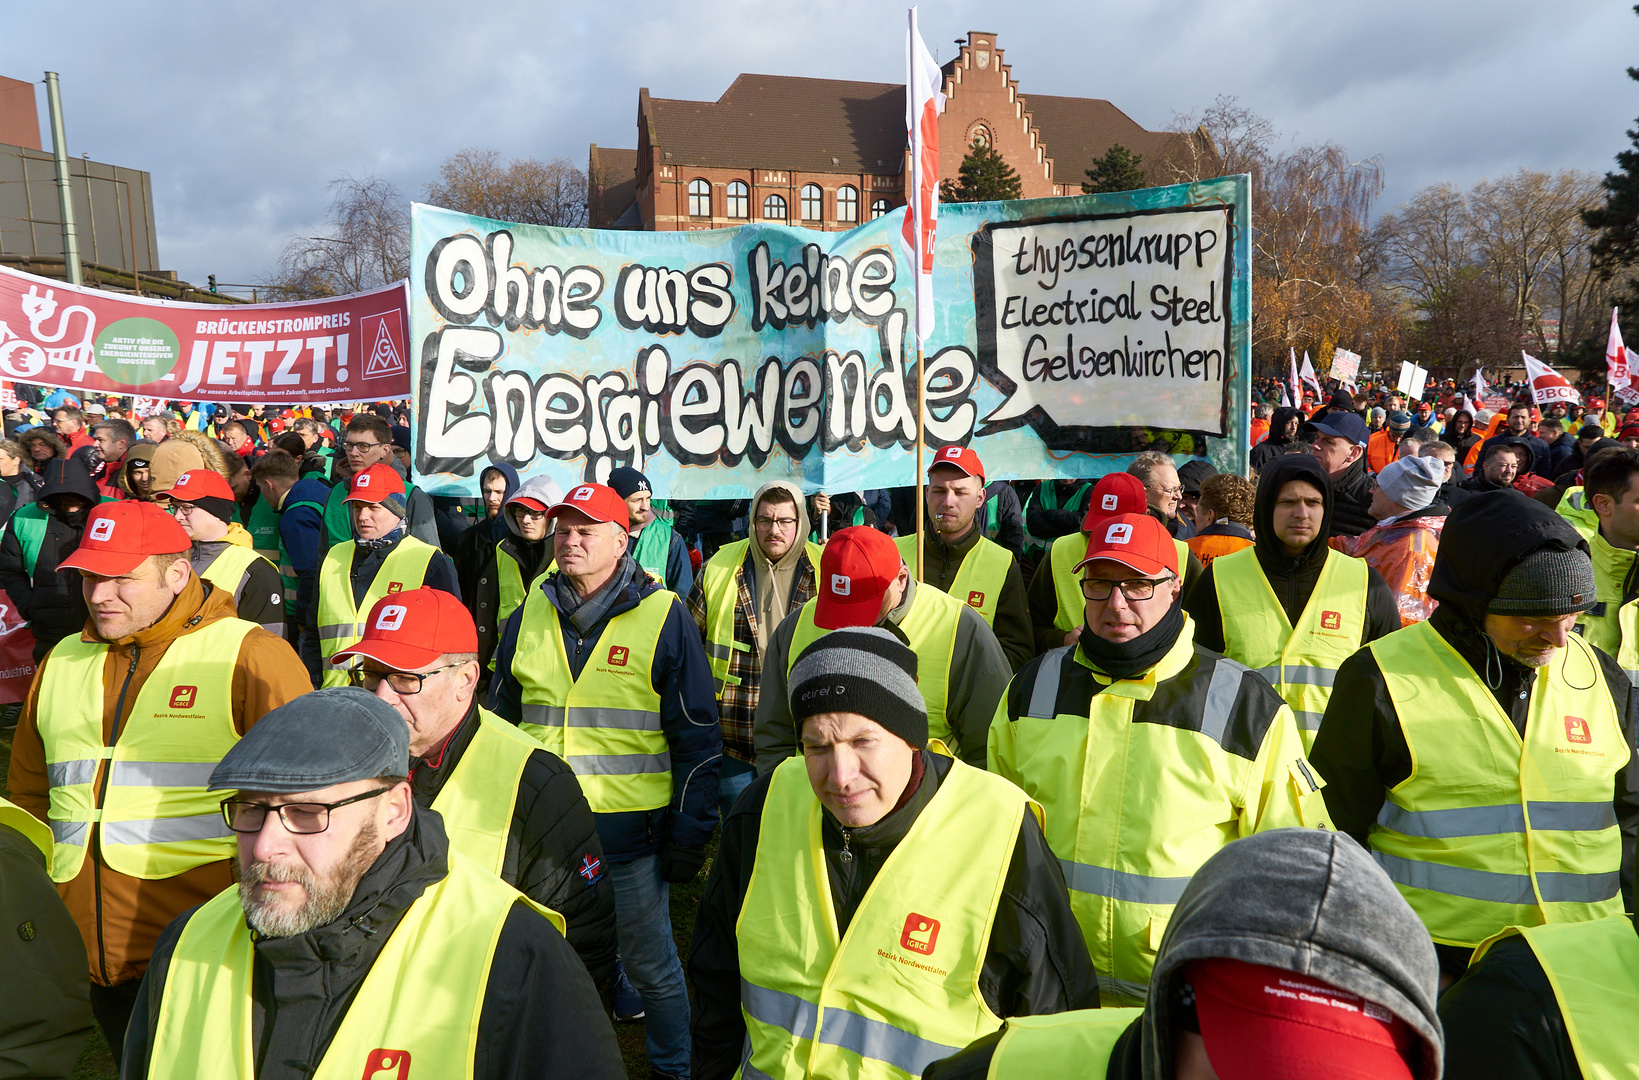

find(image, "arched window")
[688,179,711,218]
[726,180,749,219]
[870,197,892,220]
[837,185,859,223]
[763,194,787,221]
[801,184,823,221]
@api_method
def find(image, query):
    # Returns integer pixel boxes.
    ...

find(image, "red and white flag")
[1607,307,1629,386]
[1522,351,1581,406]
[1288,348,1303,410]
[1472,368,1490,402]
[1300,351,1323,399]
[903,6,943,344]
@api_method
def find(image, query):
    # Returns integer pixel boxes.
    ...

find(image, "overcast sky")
[3,0,1634,292]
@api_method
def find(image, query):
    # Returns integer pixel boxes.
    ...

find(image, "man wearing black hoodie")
[1250,406,1302,472]
[1185,456,1400,750]
[0,458,100,661]
[1312,490,1639,983]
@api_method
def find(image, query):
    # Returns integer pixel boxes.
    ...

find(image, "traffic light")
[208,274,217,294]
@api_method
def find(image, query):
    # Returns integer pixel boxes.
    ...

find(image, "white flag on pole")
[1472,368,1491,403]
[1522,351,1581,407]
[1607,307,1629,386]
[1300,351,1322,399]
[903,7,944,345]
[1288,348,1303,409]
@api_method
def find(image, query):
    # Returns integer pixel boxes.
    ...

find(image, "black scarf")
[1078,601,1186,681]
[555,554,640,637]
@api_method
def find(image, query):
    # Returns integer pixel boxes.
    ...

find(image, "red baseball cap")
[814,526,903,629]
[58,502,192,576]
[1081,473,1148,530]
[331,588,478,671]
[345,463,405,503]
[1074,513,1178,577]
[926,444,984,482]
[157,468,233,502]
[1188,959,1418,1080]
[547,483,630,530]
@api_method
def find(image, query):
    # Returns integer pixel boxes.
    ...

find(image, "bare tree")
[265,174,410,300]
[425,148,589,227]
[1373,183,1472,308]
[1156,94,1276,185]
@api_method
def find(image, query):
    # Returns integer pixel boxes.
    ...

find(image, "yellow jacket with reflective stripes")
[1555,487,1600,542]
[986,1010,1145,1078]
[1048,531,1192,633]
[147,849,563,1079]
[1473,915,1639,1080]
[38,619,256,882]
[988,615,1328,1004]
[514,586,673,814]
[316,537,437,688]
[895,533,1012,625]
[1368,620,1627,947]
[736,753,1038,1080]
[1212,545,1370,750]
[1580,528,1639,683]
[431,707,545,875]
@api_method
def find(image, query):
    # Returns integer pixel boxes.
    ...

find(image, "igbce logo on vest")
[900,912,940,956]
[1320,610,1342,630]
[360,1048,411,1080]
[1565,715,1592,745]
[169,685,197,709]
[967,590,985,608]
[607,645,629,667]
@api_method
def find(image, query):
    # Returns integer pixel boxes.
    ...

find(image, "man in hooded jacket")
[1250,406,1303,472]
[451,463,520,613]
[0,458,102,661]
[923,829,1446,1080]
[1185,456,1400,749]
[1311,490,1639,982]
[467,474,562,677]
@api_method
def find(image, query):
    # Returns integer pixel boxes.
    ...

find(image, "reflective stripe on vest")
[787,584,960,751]
[513,587,672,813]
[895,534,1012,625]
[987,1010,1144,1079]
[1475,916,1639,1080]
[1369,620,1627,946]
[700,540,822,696]
[1214,546,1369,750]
[147,850,564,1079]
[1050,532,1191,633]
[315,537,437,689]
[39,619,255,881]
[430,707,539,875]
[734,755,1034,1080]
[199,543,273,614]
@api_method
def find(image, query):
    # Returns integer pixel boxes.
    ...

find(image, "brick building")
[590,30,1205,231]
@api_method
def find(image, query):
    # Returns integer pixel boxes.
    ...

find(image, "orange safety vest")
[1367,429,1398,474]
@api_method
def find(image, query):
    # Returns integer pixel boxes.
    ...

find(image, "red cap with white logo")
[344,463,405,503]
[546,483,630,530]
[1074,513,1178,577]
[814,526,903,629]
[1081,472,1149,530]
[58,501,192,576]
[331,587,478,671]
[157,468,234,503]
[927,444,984,482]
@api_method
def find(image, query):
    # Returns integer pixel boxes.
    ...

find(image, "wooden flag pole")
[915,344,926,582]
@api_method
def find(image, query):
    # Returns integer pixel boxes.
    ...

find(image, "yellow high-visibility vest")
[146,850,563,1079]
[1213,546,1369,749]
[1580,529,1639,684]
[1048,531,1192,633]
[430,707,545,875]
[1370,621,1627,947]
[1556,487,1599,542]
[198,542,276,612]
[513,587,673,813]
[736,753,1038,1080]
[38,619,255,881]
[987,1010,1145,1078]
[315,537,437,688]
[895,533,1013,626]
[699,539,821,695]
[0,794,52,864]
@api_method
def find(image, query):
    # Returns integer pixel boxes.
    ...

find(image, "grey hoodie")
[503,474,565,540]
[1142,828,1443,1079]
[747,480,810,652]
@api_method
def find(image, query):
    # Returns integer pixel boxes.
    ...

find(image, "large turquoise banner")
[410,174,1250,498]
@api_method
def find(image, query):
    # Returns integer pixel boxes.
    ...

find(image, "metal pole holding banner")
[44,73,82,287]
[915,347,925,582]
[819,510,829,541]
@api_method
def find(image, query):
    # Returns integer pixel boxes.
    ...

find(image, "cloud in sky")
[3,0,1634,289]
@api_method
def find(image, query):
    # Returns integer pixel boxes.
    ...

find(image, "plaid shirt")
[686,546,817,762]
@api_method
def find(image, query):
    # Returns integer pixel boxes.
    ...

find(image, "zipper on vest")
[89,642,142,985]
[838,828,853,863]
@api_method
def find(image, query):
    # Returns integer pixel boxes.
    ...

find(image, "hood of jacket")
[1448,410,1473,439]
[748,480,810,560]
[1253,454,1334,575]
[502,473,562,540]
[1142,829,1443,1080]
[35,457,98,505]
[1428,488,1588,630]
[1264,406,1302,446]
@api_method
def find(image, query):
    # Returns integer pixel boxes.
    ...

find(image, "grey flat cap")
[209,687,409,794]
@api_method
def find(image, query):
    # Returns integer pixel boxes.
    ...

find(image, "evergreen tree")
[1082,143,1147,194]
[940,139,1022,203]
[1584,8,1639,302]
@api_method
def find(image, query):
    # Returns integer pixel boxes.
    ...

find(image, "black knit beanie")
[789,627,927,749]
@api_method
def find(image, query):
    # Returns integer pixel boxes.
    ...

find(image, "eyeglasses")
[347,664,464,694]
[512,507,548,520]
[1157,485,1183,497]
[754,516,799,530]
[344,440,382,454]
[1081,575,1174,601]
[220,785,396,834]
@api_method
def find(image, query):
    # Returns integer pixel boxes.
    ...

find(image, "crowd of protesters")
[0,372,1636,1080]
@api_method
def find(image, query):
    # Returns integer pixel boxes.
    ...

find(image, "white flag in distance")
[1607,307,1629,386]
[1522,351,1580,406]
[903,7,944,345]
[1300,351,1322,399]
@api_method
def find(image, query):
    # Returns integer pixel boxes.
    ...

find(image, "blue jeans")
[609,854,691,1076]
[719,755,756,823]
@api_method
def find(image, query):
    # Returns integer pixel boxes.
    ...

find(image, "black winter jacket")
[409,700,618,999]
[1249,406,1303,472]
[1438,931,1600,1080]
[0,459,99,660]
[688,751,1099,1080]
[1325,455,1376,538]
[122,805,624,1080]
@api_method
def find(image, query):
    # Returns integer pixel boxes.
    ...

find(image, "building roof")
[646,74,907,174]
[1026,94,1187,189]
[588,145,638,227]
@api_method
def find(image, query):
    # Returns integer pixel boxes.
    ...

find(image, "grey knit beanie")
[789,627,926,749]
[1376,455,1443,513]
[1489,546,1597,617]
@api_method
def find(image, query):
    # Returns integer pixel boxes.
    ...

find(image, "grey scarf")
[555,554,640,636]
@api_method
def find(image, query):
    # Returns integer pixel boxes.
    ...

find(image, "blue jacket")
[491,566,722,863]
[278,476,333,625]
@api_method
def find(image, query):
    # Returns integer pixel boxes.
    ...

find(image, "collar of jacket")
[922,514,982,558]
[409,699,480,797]
[821,748,943,861]
[81,572,224,648]
[1073,612,1198,702]
[1197,521,1253,540]
[1591,526,1639,602]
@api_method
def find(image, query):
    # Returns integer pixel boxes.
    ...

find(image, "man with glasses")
[155,469,284,635]
[687,481,820,819]
[467,474,560,678]
[4,500,309,1065]
[52,405,94,456]
[1127,450,1194,541]
[322,414,439,548]
[990,512,1325,1005]
[329,588,617,999]
[121,687,624,1079]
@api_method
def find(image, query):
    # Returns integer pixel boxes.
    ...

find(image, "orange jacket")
[5,576,312,986]
[1339,512,1446,626]
[1366,429,1399,474]
[1186,530,1255,568]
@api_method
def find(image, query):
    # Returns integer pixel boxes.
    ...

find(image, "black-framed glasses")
[347,664,464,695]
[220,786,396,834]
[343,439,382,454]
[753,515,799,530]
[1081,575,1174,601]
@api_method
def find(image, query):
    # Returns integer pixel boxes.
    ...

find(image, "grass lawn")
[4,723,708,1079]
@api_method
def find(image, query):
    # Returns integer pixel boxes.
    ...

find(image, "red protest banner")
[0,265,409,404]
